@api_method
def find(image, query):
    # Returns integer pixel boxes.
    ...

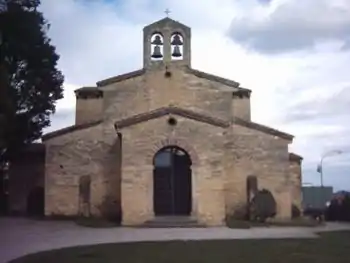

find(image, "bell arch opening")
[150,32,164,61]
[170,32,184,60]
[153,145,192,216]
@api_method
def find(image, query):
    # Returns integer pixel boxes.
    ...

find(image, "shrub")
[230,203,249,221]
[291,204,301,218]
[250,189,276,222]
[225,214,251,229]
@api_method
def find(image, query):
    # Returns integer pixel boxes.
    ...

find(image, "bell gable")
[143,17,191,69]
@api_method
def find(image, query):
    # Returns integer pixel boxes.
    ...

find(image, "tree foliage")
[0,0,64,164]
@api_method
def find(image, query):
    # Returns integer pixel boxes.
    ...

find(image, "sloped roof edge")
[42,120,103,141]
[143,17,190,31]
[114,106,230,129]
[186,67,243,89]
[233,117,294,141]
[96,69,145,87]
[289,152,303,162]
[95,66,251,94]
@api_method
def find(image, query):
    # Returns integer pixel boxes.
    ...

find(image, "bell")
[151,35,163,45]
[171,34,183,45]
[172,45,182,57]
[151,45,163,58]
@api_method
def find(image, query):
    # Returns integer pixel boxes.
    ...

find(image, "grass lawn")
[10,231,350,263]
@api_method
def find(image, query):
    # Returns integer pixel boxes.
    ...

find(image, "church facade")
[41,17,303,226]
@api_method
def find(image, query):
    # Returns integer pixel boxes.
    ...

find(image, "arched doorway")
[153,146,192,216]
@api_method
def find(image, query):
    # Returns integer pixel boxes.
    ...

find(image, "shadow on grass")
[226,218,323,229]
[13,215,121,228]
[75,217,120,228]
[9,231,350,263]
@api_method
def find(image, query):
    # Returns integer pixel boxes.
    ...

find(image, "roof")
[143,17,190,31]
[42,120,103,141]
[96,69,145,87]
[75,86,103,99]
[186,68,240,89]
[42,109,292,141]
[114,106,230,129]
[233,117,294,140]
[96,67,250,94]
[289,152,303,162]
[115,106,293,140]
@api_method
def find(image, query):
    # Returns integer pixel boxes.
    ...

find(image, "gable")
[114,106,230,129]
[143,17,190,32]
[113,106,292,140]
[95,67,251,97]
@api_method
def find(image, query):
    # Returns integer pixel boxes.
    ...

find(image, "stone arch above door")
[147,137,199,165]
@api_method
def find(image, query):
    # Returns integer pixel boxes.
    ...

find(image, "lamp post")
[317,150,343,187]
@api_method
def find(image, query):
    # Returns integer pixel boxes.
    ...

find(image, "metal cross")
[164,8,171,17]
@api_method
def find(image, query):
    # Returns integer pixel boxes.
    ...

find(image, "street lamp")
[317,150,343,187]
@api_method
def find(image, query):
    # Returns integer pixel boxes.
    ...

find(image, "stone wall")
[75,97,103,125]
[44,124,121,218]
[225,124,292,220]
[8,144,45,215]
[232,97,251,121]
[119,115,228,226]
[289,156,303,213]
[102,75,149,122]
[99,67,249,124]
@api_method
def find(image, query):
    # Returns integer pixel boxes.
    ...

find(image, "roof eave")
[96,69,145,87]
[233,117,294,141]
[42,120,103,141]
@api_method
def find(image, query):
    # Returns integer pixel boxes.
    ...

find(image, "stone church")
[10,17,303,226]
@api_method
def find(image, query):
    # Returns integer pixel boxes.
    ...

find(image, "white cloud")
[229,0,350,53]
[40,0,350,191]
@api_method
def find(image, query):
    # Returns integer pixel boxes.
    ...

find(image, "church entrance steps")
[142,216,205,228]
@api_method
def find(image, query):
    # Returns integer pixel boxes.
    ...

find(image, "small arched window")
[170,32,184,60]
[79,175,91,204]
[150,33,164,61]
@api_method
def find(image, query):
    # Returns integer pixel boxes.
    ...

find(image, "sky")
[39,0,350,191]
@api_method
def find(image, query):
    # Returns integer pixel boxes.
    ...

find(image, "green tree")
[0,0,64,165]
